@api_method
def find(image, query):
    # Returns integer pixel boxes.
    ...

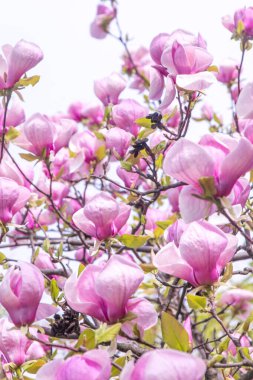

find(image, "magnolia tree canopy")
[0,2,253,380]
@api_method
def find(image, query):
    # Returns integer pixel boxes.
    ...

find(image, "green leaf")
[152,141,166,155]
[76,328,96,349]
[137,128,155,140]
[161,312,189,352]
[19,153,39,162]
[243,311,253,332]
[118,234,150,248]
[187,294,207,310]
[96,145,106,161]
[135,117,152,128]
[96,323,122,344]
[42,238,50,252]
[50,279,60,302]
[111,356,126,377]
[208,354,224,367]
[217,337,230,354]
[78,263,85,276]
[23,359,46,374]
[0,252,6,264]
[221,262,233,283]
[156,215,177,230]
[17,75,40,87]
[121,161,132,171]
[5,127,20,142]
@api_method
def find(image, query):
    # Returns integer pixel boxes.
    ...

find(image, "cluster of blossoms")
[0,3,253,380]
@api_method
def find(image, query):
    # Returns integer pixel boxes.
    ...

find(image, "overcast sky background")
[1,0,253,118]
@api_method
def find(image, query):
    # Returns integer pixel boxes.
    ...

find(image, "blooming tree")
[0,2,253,380]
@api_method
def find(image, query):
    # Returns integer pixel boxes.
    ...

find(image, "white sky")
[1,0,253,118]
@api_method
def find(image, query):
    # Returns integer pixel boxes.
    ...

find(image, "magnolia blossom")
[0,318,47,366]
[0,262,44,326]
[69,130,104,163]
[220,288,253,312]
[15,113,76,157]
[216,60,238,84]
[112,99,148,136]
[0,39,43,89]
[0,177,30,224]
[37,350,111,380]
[65,255,157,334]
[149,30,215,109]
[68,101,104,124]
[236,83,253,119]
[163,136,253,222]
[222,7,253,38]
[105,127,132,159]
[73,192,131,240]
[90,4,116,39]
[94,72,126,106]
[120,349,206,380]
[153,221,237,286]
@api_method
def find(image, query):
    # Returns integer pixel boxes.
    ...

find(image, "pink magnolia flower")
[0,39,43,90]
[222,7,253,38]
[94,72,126,106]
[0,98,25,132]
[0,262,44,326]
[112,99,148,136]
[16,113,55,156]
[90,4,116,39]
[220,288,253,312]
[149,30,215,109]
[236,83,253,119]
[0,318,47,366]
[163,136,253,222]
[106,127,132,159]
[0,177,30,224]
[37,350,111,380]
[68,101,104,125]
[15,113,76,157]
[153,221,237,287]
[216,60,238,84]
[116,167,140,189]
[120,349,206,380]
[73,192,131,240]
[65,255,157,333]
[69,130,104,163]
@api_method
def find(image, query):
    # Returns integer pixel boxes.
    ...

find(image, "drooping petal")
[176,71,216,91]
[158,76,176,110]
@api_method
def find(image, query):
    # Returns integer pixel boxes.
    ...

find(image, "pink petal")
[6,40,43,87]
[236,83,253,119]
[176,71,216,91]
[95,255,144,322]
[158,76,176,110]
[153,242,196,285]
[149,67,165,100]
[219,138,253,196]
[179,185,214,223]
[163,138,215,186]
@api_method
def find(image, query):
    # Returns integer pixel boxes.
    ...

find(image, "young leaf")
[118,234,150,248]
[161,312,189,352]
[187,294,207,310]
